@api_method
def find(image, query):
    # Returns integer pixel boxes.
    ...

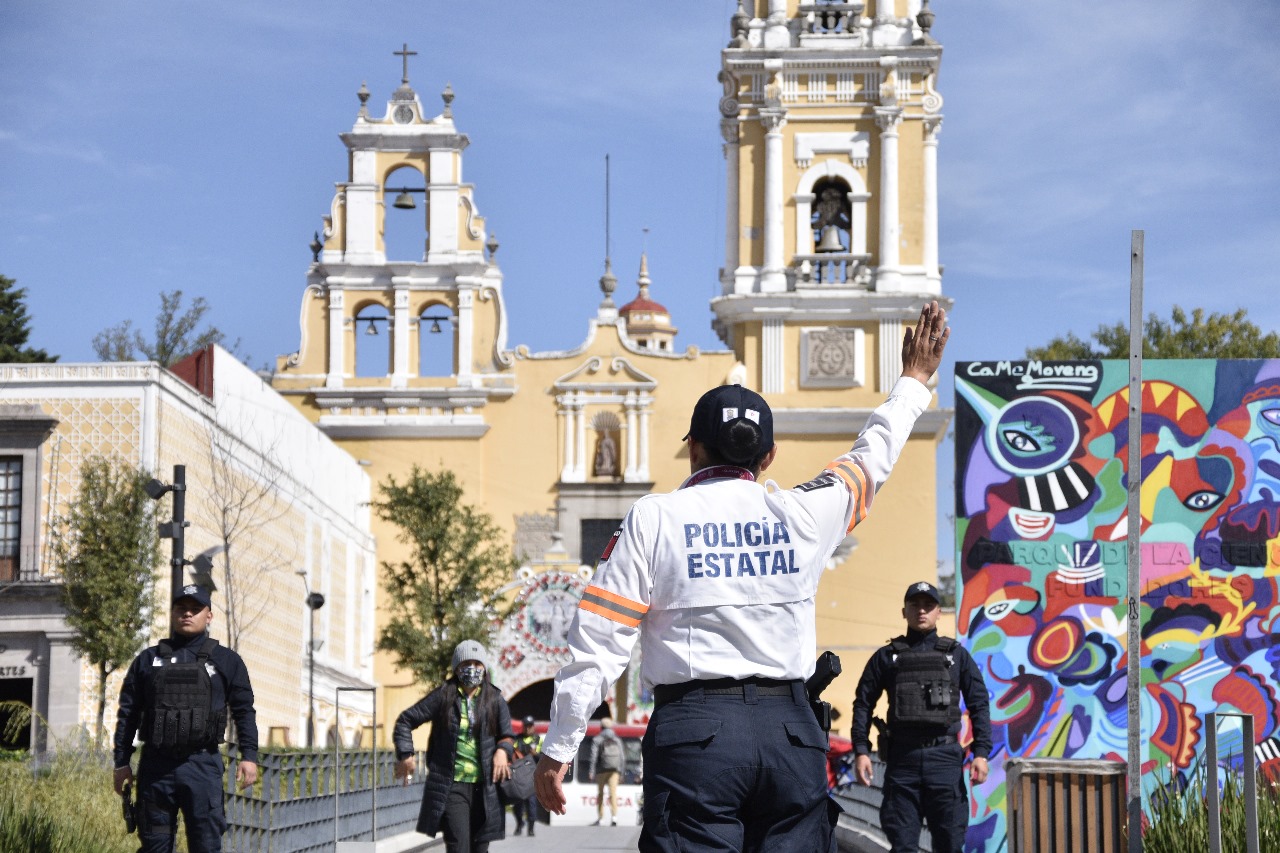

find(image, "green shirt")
[453,688,481,783]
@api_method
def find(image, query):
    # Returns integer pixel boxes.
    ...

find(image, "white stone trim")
[800,326,866,389]
[793,159,870,258]
[761,110,787,292]
[762,317,785,394]
[391,288,410,387]
[326,289,346,388]
[879,317,903,393]
[923,117,942,288]
[316,417,489,440]
[773,406,950,437]
[874,108,903,291]
[793,132,870,170]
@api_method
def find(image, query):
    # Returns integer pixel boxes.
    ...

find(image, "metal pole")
[1244,713,1259,853]
[308,604,316,749]
[1126,230,1145,853]
[335,687,378,848]
[1207,712,1221,853]
[170,464,187,596]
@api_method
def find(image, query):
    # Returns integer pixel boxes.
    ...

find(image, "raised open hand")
[901,300,949,384]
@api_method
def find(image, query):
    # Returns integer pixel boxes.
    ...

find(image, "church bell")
[815,225,845,253]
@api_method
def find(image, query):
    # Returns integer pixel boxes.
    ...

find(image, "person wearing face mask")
[393,640,517,852]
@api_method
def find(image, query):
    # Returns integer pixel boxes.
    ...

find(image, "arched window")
[353,304,391,377]
[810,176,852,253]
[382,165,427,261]
[417,307,454,377]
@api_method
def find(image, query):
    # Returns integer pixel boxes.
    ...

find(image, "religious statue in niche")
[593,430,620,478]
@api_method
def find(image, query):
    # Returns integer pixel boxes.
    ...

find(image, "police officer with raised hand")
[113,584,258,853]
[851,581,991,853]
[536,301,951,852]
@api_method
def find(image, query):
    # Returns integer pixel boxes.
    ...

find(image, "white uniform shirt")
[542,377,933,763]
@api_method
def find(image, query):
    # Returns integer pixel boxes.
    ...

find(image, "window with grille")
[0,458,21,582]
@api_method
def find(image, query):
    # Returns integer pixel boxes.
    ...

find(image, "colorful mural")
[954,359,1280,850]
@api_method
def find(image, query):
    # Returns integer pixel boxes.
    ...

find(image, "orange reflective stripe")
[579,599,642,628]
[584,585,649,614]
[825,460,871,532]
[578,585,648,628]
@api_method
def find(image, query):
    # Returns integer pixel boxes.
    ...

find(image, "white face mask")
[457,664,485,688]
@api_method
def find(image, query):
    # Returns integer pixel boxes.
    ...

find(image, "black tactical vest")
[887,635,961,730]
[145,637,226,750]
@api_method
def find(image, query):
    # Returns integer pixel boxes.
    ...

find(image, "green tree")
[93,289,236,367]
[0,274,57,362]
[1027,305,1280,359]
[53,456,158,744]
[374,467,519,684]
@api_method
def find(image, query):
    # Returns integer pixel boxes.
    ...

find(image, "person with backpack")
[588,718,624,826]
[850,581,992,853]
[112,584,258,853]
[511,715,541,836]
[393,640,516,853]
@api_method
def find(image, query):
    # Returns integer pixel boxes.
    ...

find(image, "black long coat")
[392,680,515,840]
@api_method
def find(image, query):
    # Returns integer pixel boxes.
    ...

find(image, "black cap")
[904,581,941,604]
[684,384,774,464]
[173,584,212,610]
[523,715,536,727]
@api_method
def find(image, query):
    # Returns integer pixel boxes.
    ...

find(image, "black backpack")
[146,638,225,750]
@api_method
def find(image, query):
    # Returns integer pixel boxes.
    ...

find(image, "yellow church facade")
[272,0,951,736]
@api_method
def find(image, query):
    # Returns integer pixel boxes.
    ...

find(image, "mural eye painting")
[1002,429,1041,454]
[985,600,1013,620]
[1182,490,1225,511]
[1262,408,1280,427]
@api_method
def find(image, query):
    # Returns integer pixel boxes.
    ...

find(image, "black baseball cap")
[904,581,941,604]
[173,584,212,610]
[684,384,775,463]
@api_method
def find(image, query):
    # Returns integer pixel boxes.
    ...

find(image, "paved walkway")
[491,814,641,851]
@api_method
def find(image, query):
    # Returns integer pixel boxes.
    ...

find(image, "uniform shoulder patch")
[598,528,622,563]
[795,472,839,493]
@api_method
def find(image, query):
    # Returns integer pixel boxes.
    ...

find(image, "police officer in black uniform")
[113,584,258,853]
[851,581,991,853]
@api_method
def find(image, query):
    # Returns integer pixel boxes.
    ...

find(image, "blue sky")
[4,1,1278,575]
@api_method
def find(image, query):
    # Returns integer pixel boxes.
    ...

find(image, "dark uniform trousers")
[879,738,967,853]
[640,681,838,853]
[136,747,227,853]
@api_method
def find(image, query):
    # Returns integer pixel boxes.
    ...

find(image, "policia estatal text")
[113,585,258,853]
[535,302,952,853]
[852,581,991,853]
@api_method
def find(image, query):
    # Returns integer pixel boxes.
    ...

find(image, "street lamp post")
[297,569,325,748]
[146,465,215,596]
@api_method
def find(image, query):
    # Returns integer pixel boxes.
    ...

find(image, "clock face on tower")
[393,105,414,124]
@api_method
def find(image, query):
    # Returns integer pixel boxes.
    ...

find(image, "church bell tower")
[274,46,513,440]
[712,0,946,401]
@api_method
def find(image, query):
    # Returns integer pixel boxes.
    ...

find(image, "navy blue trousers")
[879,740,968,853]
[639,682,838,853]
[135,749,226,853]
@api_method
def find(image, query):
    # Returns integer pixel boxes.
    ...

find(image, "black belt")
[895,733,957,749]
[653,677,802,708]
